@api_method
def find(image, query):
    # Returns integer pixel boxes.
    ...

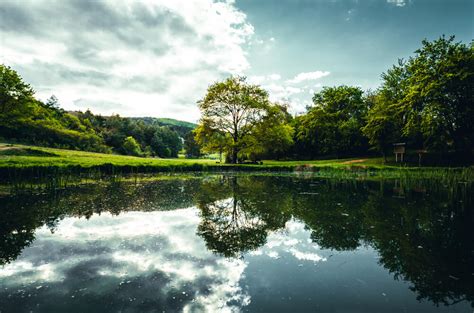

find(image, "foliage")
[364,36,474,156]
[197,76,271,163]
[0,65,108,153]
[130,117,196,138]
[122,136,142,156]
[296,86,368,158]
[240,103,294,160]
[184,131,201,158]
[76,111,183,157]
[197,76,294,163]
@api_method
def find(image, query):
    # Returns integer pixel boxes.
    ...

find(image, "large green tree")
[196,76,285,163]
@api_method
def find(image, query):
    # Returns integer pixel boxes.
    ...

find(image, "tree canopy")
[363,36,474,157]
[295,86,368,158]
[196,76,293,163]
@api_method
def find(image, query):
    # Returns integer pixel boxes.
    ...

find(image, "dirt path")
[341,159,367,164]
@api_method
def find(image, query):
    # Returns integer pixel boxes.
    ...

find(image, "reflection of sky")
[0,209,249,312]
[248,219,327,263]
[0,210,470,313]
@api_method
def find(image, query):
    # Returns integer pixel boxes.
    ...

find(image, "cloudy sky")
[0,0,472,122]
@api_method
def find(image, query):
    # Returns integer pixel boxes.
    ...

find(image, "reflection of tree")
[362,190,474,307]
[1,175,473,308]
[292,180,368,250]
[196,176,291,257]
[294,179,474,307]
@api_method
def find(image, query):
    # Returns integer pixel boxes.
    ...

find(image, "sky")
[0,0,472,122]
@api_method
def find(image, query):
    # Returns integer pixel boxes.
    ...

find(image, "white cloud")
[287,71,330,84]
[0,0,254,122]
[247,73,281,85]
[246,72,324,115]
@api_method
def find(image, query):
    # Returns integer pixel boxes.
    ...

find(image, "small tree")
[122,136,142,156]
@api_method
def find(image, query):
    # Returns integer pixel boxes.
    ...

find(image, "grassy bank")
[0,143,388,170]
[1,143,473,183]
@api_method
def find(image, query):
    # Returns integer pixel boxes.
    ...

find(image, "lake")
[0,174,472,312]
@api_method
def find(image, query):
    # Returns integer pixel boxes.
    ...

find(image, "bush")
[122,136,142,156]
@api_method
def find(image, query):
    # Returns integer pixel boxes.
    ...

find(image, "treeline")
[196,36,474,164]
[1,36,472,163]
[0,65,193,157]
[73,111,185,157]
[295,36,473,162]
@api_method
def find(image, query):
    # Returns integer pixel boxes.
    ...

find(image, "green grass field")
[0,143,391,169]
[1,143,473,184]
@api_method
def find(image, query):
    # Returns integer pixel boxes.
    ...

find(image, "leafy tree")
[296,86,368,158]
[362,91,402,161]
[0,64,34,115]
[194,123,231,162]
[150,126,182,158]
[184,131,201,158]
[364,36,474,156]
[240,103,294,160]
[197,76,271,163]
[122,136,142,156]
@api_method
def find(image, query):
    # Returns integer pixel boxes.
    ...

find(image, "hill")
[130,117,197,138]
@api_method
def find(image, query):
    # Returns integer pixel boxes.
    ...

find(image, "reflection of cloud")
[387,0,407,7]
[253,219,327,264]
[0,209,249,312]
[289,249,326,262]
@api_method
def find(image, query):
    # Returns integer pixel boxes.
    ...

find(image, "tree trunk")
[231,147,238,164]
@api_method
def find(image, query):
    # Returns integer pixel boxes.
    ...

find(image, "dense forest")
[1,36,473,163]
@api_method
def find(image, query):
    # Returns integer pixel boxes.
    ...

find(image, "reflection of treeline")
[0,178,202,265]
[1,175,472,306]
[194,176,474,307]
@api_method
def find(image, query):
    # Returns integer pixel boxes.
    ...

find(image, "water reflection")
[196,176,290,258]
[0,175,472,312]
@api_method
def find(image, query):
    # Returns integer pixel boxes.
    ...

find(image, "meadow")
[1,143,473,186]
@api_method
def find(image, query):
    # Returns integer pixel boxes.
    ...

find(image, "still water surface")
[0,174,472,312]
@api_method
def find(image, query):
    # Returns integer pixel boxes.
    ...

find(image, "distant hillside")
[131,117,197,137]
[157,118,197,129]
